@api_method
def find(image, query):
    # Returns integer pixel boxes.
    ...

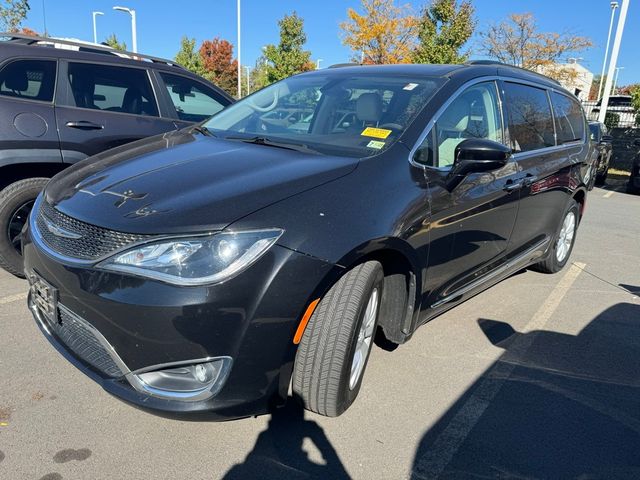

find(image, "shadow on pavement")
[411,302,640,479]
[223,396,349,479]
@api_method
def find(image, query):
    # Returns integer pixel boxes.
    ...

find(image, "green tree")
[412,0,475,64]
[249,56,270,93]
[0,0,29,32]
[263,12,314,83]
[104,34,126,51]
[174,36,205,76]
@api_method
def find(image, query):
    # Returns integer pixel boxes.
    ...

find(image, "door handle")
[522,175,538,187]
[65,121,104,130]
[503,179,524,192]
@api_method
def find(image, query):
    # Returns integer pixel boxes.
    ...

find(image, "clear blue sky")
[22,0,639,85]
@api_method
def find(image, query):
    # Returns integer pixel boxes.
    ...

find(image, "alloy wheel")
[556,211,576,263]
[349,287,379,390]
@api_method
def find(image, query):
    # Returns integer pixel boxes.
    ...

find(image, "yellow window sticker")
[367,140,385,150]
[361,127,392,139]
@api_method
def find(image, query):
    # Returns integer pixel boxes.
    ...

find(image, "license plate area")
[29,271,59,326]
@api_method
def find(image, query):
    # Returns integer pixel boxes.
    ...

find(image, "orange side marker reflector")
[293,298,320,344]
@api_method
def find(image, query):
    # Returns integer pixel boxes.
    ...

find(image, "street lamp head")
[611,1,619,8]
[93,11,104,16]
[113,6,134,14]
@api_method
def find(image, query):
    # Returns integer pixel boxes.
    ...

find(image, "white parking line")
[603,190,614,198]
[412,262,586,480]
[0,292,27,305]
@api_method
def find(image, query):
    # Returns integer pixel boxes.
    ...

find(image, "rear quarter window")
[552,92,585,144]
[0,59,56,102]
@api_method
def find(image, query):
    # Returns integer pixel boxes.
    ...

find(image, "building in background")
[538,59,594,101]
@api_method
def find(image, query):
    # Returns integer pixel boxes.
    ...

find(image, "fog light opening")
[130,357,232,402]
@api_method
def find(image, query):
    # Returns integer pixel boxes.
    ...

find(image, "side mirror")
[601,135,613,143]
[450,139,512,177]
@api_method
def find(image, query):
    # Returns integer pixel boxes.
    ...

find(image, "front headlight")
[97,229,283,286]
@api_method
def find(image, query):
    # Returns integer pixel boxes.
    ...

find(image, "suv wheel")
[292,261,383,417]
[0,178,49,278]
[532,199,579,274]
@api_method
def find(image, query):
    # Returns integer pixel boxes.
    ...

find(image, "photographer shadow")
[223,396,349,479]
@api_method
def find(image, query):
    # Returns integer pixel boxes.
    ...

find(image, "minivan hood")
[44,130,358,234]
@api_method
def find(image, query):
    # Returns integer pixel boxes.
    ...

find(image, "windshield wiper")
[192,125,216,137]
[224,135,320,154]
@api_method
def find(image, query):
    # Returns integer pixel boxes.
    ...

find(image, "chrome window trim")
[408,75,588,170]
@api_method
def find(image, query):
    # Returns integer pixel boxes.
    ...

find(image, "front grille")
[54,304,124,378]
[35,201,150,261]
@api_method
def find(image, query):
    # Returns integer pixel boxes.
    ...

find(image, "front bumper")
[23,225,336,419]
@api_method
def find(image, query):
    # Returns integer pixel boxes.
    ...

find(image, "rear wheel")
[292,261,383,417]
[0,178,49,277]
[532,199,579,274]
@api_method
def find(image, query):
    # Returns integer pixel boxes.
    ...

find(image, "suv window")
[503,82,555,153]
[160,73,225,122]
[67,63,158,116]
[0,59,56,102]
[415,81,503,168]
[552,92,584,144]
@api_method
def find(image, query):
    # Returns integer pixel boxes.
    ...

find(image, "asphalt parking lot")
[0,185,639,480]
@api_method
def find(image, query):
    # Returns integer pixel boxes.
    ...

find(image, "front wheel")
[532,199,579,274]
[0,178,49,277]
[292,261,384,417]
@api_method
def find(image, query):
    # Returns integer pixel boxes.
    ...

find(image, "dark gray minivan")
[0,33,233,276]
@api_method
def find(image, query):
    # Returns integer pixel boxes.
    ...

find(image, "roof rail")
[328,63,362,68]
[465,59,561,85]
[0,32,185,69]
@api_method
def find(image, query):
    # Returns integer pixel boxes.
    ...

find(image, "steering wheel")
[246,90,280,113]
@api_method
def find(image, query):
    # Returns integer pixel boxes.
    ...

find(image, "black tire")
[627,178,639,194]
[292,261,384,417]
[0,178,49,278]
[532,199,579,274]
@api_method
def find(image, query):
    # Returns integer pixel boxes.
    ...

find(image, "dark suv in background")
[0,33,233,276]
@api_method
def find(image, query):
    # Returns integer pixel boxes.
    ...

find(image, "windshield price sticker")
[403,83,419,91]
[367,140,385,150]
[361,127,392,139]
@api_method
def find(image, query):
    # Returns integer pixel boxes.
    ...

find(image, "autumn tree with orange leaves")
[199,38,238,97]
[340,0,417,64]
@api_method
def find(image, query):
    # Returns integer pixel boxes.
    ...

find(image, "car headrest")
[5,69,28,92]
[356,93,383,123]
[122,87,143,114]
[439,97,470,132]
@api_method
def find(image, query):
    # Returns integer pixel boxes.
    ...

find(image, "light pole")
[113,6,137,53]
[92,11,103,44]
[598,0,629,124]
[598,1,619,99]
[612,66,624,94]
[316,59,323,70]
[244,65,251,96]
[237,0,241,99]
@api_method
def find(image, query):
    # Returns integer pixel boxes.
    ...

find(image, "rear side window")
[160,72,226,122]
[67,63,158,117]
[503,82,555,153]
[552,92,585,144]
[0,60,56,102]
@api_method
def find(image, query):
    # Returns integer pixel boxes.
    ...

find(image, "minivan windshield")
[205,73,445,157]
